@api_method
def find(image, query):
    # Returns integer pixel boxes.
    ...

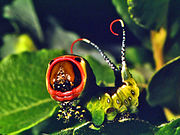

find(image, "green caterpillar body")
[86,64,139,126]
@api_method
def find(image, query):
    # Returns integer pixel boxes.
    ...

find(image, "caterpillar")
[46,19,140,127]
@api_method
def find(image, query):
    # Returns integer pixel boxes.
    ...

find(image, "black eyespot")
[49,59,54,65]
[107,98,110,103]
[116,99,120,104]
[128,96,132,101]
[124,99,128,105]
[131,90,135,95]
[106,108,115,114]
[75,57,81,62]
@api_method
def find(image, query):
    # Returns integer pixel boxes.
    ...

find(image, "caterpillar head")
[46,54,97,103]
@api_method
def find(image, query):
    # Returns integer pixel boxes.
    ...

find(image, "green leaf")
[126,47,153,66]
[3,0,43,42]
[156,118,180,135]
[0,49,66,134]
[46,17,79,51]
[167,0,180,48]
[125,47,154,83]
[165,42,180,62]
[85,56,115,84]
[127,0,169,30]
[0,34,17,58]
[55,120,156,135]
[112,0,148,41]
[147,56,180,113]
[0,34,37,58]
[133,63,154,83]
[130,69,146,89]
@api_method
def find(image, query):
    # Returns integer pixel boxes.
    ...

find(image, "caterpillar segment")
[86,68,139,126]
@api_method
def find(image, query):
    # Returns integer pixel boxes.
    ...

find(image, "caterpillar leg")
[57,101,88,123]
[118,112,137,122]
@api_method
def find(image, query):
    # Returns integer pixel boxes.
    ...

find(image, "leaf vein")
[0,98,53,117]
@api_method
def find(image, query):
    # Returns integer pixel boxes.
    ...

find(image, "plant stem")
[150,27,167,70]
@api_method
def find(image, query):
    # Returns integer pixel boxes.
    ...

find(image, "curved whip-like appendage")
[110,19,126,68]
[71,38,118,71]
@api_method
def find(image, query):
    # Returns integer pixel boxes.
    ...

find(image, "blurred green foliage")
[0,0,180,134]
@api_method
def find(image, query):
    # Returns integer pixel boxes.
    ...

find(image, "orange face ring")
[46,55,87,102]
